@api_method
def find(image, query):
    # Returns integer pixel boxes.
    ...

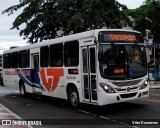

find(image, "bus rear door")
[30,48,42,94]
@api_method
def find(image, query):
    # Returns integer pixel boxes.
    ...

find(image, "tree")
[2,0,128,43]
[127,0,160,45]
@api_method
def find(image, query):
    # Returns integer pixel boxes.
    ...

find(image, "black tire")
[19,82,26,96]
[68,87,79,108]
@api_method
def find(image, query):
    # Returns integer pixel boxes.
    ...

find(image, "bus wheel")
[19,82,26,96]
[68,87,79,108]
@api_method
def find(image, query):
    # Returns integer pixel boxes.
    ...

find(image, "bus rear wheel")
[68,87,79,108]
[19,82,26,96]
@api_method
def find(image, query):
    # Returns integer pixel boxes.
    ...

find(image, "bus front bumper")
[98,87,149,106]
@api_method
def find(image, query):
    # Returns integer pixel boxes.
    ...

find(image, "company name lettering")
[5,70,31,76]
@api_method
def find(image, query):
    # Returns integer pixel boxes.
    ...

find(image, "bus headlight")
[100,83,116,93]
[140,80,148,89]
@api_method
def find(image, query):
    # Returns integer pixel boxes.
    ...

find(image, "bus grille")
[112,79,142,87]
[120,92,137,99]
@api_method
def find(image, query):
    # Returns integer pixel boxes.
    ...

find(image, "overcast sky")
[0,0,145,53]
[0,0,27,53]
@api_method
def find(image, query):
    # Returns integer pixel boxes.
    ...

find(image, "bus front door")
[82,46,97,103]
[31,53,42,94]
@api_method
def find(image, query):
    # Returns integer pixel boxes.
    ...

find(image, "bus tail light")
[100,83,115,93]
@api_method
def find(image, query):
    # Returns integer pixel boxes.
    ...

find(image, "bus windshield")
[99,44,147,80]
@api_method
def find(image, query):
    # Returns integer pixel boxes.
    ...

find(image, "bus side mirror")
[146,47,150,63]
[98,44,103,61]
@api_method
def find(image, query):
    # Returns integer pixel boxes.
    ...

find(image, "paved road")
[0,85,128,128]
[0,85,160,128]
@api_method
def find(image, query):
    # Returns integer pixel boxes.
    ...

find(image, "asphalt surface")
[0,85,128,128]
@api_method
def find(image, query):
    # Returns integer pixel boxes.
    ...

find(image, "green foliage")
[127,0,160,45]
[2,0,128,43]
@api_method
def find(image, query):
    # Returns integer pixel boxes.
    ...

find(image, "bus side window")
[19,50,30,68]
[64,41,79,67]
[50,43,63,67]
[12,52,19,68]
[5,53,12,68]
[40,46,49,67]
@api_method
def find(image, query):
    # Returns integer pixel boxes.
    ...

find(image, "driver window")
[132,47,142,61]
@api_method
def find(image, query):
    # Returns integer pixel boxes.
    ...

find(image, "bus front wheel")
[68,87,79,108]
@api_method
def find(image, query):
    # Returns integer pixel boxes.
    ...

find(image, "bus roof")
[3,29,141,54]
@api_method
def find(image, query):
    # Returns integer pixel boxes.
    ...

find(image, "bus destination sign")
[107,34,136,41]
[99,31,143,43]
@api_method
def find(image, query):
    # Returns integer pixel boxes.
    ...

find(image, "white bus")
[3,29,149,107]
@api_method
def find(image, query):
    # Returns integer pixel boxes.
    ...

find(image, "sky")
[0,0,145,54]
[117,0,144,9]
[0,0,27,54]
